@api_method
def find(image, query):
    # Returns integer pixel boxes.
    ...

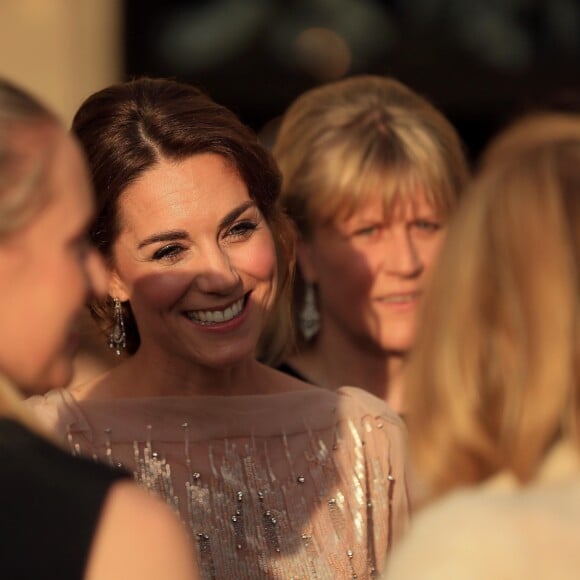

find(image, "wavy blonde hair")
[268,75,469,362]
[405,112,580,500]
[0,78,59,433]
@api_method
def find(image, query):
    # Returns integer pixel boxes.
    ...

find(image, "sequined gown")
[27,386,409,579]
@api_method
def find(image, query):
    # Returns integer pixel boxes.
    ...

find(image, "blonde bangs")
[306,126,455,226]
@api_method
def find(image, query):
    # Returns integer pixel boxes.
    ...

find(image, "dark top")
[276,361,311,383]
[0,418,129,579]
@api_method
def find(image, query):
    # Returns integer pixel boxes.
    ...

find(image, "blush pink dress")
[28,386,409,579]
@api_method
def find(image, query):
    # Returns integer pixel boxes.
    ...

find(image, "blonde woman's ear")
[296,239,318,283]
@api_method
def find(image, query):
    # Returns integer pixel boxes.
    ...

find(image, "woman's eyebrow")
[136,201,256,249]
[138,230,189,249]
[219,200,256,229]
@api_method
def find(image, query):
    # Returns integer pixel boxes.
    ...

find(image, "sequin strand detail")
[63,413,400,579]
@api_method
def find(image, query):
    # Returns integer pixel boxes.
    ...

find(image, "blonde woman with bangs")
[269,75,469,413]
[385,112,580,579]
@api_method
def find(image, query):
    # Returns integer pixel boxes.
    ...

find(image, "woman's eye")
[353,224,381,237]
[152,244,184,261]
[226,220,258,239]
[412,220,442,232]
[72,237,91,261]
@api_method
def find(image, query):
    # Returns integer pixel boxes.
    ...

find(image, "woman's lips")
[377,291,421,309]
[184,293,250,329]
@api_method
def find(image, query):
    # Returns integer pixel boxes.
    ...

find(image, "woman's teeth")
[383,292,420,303]
[187,297,244,324]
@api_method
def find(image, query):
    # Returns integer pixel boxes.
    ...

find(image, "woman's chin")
[198,345,256,370]
[30,360,74,395]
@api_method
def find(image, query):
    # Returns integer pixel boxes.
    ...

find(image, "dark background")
[124,0,580,163]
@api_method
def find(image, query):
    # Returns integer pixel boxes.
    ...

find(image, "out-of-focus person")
[0,78,198,579]
[385,112,580,579]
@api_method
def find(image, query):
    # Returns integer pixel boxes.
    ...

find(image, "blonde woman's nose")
[384,229,422,277]
[86,248,109,300]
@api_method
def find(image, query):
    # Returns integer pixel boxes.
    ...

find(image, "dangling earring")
[299,282,320,341]
[108,298,126,356]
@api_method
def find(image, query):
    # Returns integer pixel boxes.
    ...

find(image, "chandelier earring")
[299,281,320,341]
[108,297,127,356]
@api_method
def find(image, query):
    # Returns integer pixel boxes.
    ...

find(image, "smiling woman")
[108,152,277,370]
[26,77,410,578]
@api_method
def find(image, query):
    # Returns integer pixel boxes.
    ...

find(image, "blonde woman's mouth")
[377,292,421,307]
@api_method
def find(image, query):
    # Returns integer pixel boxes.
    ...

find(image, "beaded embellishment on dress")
[29,387,409,579]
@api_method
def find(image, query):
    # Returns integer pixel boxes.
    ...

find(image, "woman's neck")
[287,327,406,413]
[72,347,312,401]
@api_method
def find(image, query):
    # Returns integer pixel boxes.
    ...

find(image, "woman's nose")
[85,248,109,300]
[384,229,422,277]
[193,244,241,295]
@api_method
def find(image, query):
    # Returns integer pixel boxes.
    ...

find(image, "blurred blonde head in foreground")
[0,78,197,580]
[405,111,580,500]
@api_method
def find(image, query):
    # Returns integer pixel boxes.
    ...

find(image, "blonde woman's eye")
[353,224,381,237]
[75,239,90,258]
[69,235,91,262]
[413,220,441,231]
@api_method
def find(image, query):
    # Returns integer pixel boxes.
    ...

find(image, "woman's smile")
[184,293,249,326]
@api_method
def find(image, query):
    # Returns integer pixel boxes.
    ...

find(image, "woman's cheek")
[331,241,377,289]
[131,270,194,307]
[236,233,278,281]
[419,231,447,275]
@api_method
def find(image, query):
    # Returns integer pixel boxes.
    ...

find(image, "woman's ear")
[296,239,318,283]
[108,269,130,302]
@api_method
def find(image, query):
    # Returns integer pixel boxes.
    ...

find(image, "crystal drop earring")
[108,297,127,355]
[299,282,320,341]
